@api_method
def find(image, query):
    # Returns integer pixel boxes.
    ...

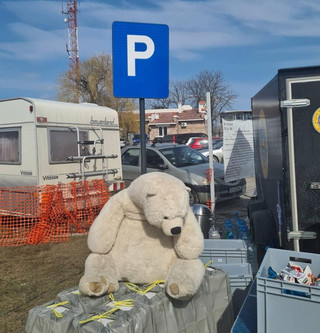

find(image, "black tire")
[186,186,199,206]
[251,209,277,264]
[247,200,266,242]
[212,155,219,163]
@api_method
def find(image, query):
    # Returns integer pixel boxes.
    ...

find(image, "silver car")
[198,140,224,162]
[121,143,246,205]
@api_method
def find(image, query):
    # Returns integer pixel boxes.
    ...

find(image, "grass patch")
[0,235,90,333]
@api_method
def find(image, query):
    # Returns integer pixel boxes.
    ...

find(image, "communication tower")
[62,0,79,71]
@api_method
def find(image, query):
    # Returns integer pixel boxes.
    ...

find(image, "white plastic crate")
[200,239,247,266]
[257,248,320,333]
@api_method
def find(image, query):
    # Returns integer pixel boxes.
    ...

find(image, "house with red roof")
[145,101,208,141]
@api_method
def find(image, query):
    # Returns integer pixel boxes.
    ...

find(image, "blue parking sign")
[112,21,169,98]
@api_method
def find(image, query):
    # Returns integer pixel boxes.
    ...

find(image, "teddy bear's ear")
[146,187,157,196]
[185,186,191,192]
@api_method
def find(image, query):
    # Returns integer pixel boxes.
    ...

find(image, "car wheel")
[212,155,219,163]
[186,186,199,206]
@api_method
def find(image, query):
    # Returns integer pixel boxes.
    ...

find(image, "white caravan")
[0,97,124,191]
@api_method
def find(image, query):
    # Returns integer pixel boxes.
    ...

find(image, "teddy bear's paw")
[80,275,118,297]
[169,283,179,296]
[166,279,195,300]
[89,281,104,294]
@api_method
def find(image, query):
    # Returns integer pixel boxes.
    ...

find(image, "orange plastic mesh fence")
[0,180,111,247]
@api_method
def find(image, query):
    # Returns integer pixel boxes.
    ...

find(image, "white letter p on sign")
[127,35,155,77]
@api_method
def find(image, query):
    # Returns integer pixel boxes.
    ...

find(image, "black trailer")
[249,65,320,262]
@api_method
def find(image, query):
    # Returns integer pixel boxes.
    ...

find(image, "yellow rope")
[204,260,213,268]
[79,307,119,325]
[125,280,165,294]
[108,293,134,307]
[46,301,69,318]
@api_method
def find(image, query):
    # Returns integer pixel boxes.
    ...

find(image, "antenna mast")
[62,0,79,71]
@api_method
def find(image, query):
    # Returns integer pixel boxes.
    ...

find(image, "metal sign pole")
[139,98,147,174]
[206,92,216,213]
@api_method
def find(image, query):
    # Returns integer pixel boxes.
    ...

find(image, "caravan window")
[49,128,89,163]
[0,128,20,164]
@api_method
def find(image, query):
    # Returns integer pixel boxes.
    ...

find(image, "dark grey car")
[121,144,246,205]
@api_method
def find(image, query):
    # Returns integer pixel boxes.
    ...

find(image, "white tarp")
[223,119,254,182]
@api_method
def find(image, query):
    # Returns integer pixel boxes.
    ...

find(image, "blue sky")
[1,0,320,110]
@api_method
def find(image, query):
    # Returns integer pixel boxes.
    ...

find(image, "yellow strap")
[46,301,69,318]
[108,293,134,307]
[125,280,165,294]
[204,260,213,268]
[79,306,120,325]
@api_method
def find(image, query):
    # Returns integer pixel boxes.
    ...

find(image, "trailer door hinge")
[287,230,317,241]
[280,99,310,108]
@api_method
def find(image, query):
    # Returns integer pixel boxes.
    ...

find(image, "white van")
[0,97,124,192]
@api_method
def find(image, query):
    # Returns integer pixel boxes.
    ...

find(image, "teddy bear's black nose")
[171,227,181,235]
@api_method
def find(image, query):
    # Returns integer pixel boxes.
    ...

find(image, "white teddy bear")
[79,172,205,300]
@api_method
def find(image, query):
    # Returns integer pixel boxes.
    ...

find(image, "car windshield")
[212,140,223,149]
[159,145,208,167]
[202,139,223,150]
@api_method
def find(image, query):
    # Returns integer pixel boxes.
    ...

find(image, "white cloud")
[212,0,320,37]
[0,74,56,92]
[2,1,63,27]
[0,23,65,60]
[1,0,320,102]
[79,27,112,58]
[77,0,320,61]
[2,0,320,63]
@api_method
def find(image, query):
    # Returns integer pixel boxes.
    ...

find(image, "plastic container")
[209,225,221,239]
[231,279,257,333]
[256,248,320,333]
[215,263,253,293]
[215,263,253,318]
[223,220,234,239]
[192,204,213,239]
[230,211,246,239]
[199,239,248,265]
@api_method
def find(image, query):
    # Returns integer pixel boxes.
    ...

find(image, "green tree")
[118,111,140,139]
[57,54,137,137]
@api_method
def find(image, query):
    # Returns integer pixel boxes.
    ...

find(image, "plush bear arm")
[87,190,126,254]
[174,208,204,259]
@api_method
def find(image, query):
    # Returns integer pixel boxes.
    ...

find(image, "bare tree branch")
[57,53,137,138]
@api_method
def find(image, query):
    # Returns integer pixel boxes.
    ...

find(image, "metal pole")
[287,106,299,251]
[139,98,147,174]
[206,92,216,213]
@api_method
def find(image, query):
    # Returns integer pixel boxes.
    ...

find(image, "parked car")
[120,138,128,148]
[152,133,207,145]
[187,137,221,150]
[198,140,224,162]
[152,134,176,144]
[133,134,149,145]
[121,143,246,205]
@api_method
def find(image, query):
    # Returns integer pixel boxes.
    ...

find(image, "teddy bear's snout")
[171,227,181,235]
[161,216,184,236]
